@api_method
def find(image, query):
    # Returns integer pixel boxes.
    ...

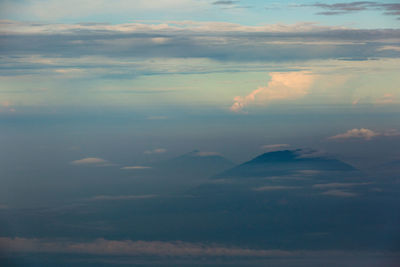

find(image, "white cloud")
[121,166,152,170]
[70,157,109,166]
[329,128,400,141]
[231,71,314,112]
[329,128,378,140]
[321,190,358,197]
[144,148,167,155]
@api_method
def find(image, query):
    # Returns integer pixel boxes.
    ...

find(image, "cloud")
[295,149,327,159]
[0,237,291,257]
[70,157,109,166]
[0,0,205,21]
[321,190,358,197]
[121,166,152,170]
[329,128,378,140]
[296,170,320,175]
[377,46,400,52]
[376,93,396,104]
[261,144,290,150]
[0,101,16,113]
[383,129,400,137]
[87,195,157,201]
[194,151,221,157]
[310,2,400,19]
[212,0,238,5]
[313,182,371,189]
[1,20,400,67]
[231,71,314,112]
[253,186,301,191]
[2,237,382,258]
[329,128,400,141]
[144,148,167,155]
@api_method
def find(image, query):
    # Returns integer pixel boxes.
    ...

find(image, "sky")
[0,0,400,266]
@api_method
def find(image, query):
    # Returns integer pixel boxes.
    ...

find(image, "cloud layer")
[1,237,397,259]
[1,20,400,67]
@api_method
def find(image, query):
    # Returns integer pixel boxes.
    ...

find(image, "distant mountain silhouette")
[216,149,356,178]
[152,150,235,178]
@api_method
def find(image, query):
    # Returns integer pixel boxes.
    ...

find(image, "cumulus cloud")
[70,157,109,166]
[144,148,166,155]
[321,190,358,197]
[121,166,152,170]
[231,71,314,112]
[329,128,400,141]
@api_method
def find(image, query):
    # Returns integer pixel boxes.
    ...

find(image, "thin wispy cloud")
[144,148,167,155]
[329,128,400,141]
[313,182,372,189]
[3,237,386,258]
[70,157,110,166]
[121,166,152,170]
[261,144,290,150]
[212,0,238,5]
[194,151,221,157]
[87,195,157,201]
[321,190,358,197]
[310,2,400,19]
[253,186,301,191]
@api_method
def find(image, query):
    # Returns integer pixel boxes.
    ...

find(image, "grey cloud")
[212,0,238,5]
[87,194,157,201]
[311,2,400,19]
[0,21,399,76]
[2,237,398,259]
[321,190,358,197]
